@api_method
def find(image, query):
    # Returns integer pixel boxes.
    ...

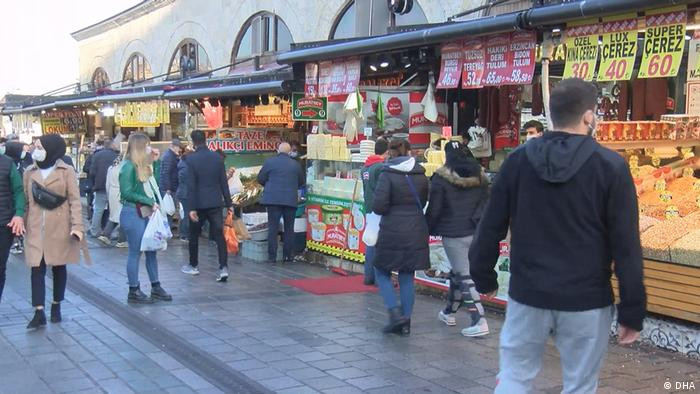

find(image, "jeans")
[0,226,13,302]
[102,221,126,243]
[90,191,108,236]
[189,207,227,269]
[374,267,415,318]
[31,259,67,307]
[86,191,94,221]
[496,299,614,394]
[364,245,375,282]
[120,205,159,287]
[266,205,296,261]
[179,199,189,239]
[442,236,484,326]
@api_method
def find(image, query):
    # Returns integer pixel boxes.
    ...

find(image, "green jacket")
[119,160,158,206]
[361,159,386,213]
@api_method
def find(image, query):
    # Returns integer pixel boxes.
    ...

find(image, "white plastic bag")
[421,83,438,123]
[162,194,176,216]
[362,212,381,246]
[179,202,185,220]
[140,209,172,252]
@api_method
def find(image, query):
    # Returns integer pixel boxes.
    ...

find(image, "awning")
[277,0,690,64]
[164,80,286,100]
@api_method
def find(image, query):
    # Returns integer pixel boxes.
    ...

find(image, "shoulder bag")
[32,180,66,210]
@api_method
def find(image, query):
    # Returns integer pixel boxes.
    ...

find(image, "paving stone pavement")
[1,235,699,394]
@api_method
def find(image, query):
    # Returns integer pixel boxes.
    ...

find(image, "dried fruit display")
[640,212,700,261]
[670,230,700,267]
[639,215,660,233]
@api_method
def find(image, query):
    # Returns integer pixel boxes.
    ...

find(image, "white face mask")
[32,149,47,162]
[20,151,27,160]
[146,146,153,154]
[526,134,537,141]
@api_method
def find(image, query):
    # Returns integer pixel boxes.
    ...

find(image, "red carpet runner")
[281,275,378,295]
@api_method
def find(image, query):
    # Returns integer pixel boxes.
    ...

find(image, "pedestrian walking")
[0,144,26,303]
[470,78,646,393]
[180,130,232,282]
[101,156,127,248]
[159,138,182,227]
[119,133,172,303]
[89,138,119,240]
[256,142,304,263]
[4,142,30,255]
[426,141,489,337]
[372,139,429,336]
[175,147,192,242]
[83,142,100,221]
[361,137,389,285]
[23,135,87,328]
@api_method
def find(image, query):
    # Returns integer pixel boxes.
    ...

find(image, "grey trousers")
[442,236,484,324]
[496,298,614,394]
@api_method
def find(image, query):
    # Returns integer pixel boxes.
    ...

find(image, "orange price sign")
[563,19,599,81]
[638,6,686,79]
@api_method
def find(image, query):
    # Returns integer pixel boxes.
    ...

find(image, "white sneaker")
[115,242,128,248]
[97,235,111,245]
[181,265,200,275]
[438,310,456,326]
[216,267,229,282]
[461,318,489,337]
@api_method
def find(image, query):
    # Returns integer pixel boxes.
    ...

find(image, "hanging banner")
[344,59,362,94]
[437,41,464,89]
[115,100,170,127]
[292,93,328,121]
[483,34,511,86]
[563,19,599,81]
[305,63,319,97]
[40,109,86,136]
[597,14,638,82]
[638,6,687,79]
[318,61,332,97]
[687,31,700,81]
[328,61,347,96]
[508,31,536,85]
[462,38,485,89]
[408,91,448,144]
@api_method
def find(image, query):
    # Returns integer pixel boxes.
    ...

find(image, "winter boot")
[50,303,62,323]
[128,286,154,304]
[401,319,411,336]
[150,283,173,301]
[27,309,47,329]
[382,307,408,334]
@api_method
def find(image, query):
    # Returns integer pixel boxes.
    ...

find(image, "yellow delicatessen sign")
[597,14,638,82]
[638,5,687,79]
[563,19,599,81]
[115,100,170,127]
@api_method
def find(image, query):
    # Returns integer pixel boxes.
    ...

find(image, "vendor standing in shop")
[523,120,545,141]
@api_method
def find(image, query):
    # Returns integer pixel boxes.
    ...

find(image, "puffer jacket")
[425,164,489,238]
[372,156,430,272]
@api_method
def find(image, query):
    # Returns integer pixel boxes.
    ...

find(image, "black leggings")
[31,259,67,307]
[0,226,13,302]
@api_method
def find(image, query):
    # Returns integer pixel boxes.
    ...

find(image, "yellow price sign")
[563,20,599,81]
[665,205,680,219]
[597,14,638,81]
[654,179,666,191]
[638,6,687,79]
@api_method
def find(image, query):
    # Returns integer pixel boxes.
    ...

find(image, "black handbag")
[32,180,66,210]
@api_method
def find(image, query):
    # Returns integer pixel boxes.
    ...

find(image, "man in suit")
[180,130,232,282]
[257,142,304,263]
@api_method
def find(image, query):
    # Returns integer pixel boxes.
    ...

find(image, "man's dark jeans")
[189,208,227,269]
[266,205,296,261]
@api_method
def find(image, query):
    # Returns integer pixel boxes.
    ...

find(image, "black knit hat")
[444,140,480,178]
[37,134,66,169]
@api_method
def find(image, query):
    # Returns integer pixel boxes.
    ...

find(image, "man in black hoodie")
[469,78,645,393]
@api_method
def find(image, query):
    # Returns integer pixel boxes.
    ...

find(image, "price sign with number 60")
[638,6,686,79]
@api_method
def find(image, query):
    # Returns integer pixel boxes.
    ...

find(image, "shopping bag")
[362,212,381,246]
[140,208,172,252]
[162,194,176,216]
[178,202,185,220]
[233,217,251,240]
[224,211,239,254]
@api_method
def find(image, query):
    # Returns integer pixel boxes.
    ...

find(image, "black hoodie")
[469,132,646,331]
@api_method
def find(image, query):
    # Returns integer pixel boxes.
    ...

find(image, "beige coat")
[23,160,85,267]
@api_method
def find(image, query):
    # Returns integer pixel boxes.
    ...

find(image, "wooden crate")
[612,259,700,324]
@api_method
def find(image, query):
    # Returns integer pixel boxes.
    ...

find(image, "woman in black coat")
[426,141,490,337]
[372,139,429,335]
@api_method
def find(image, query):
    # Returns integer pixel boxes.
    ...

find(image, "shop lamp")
[552,28,561,33]
[86,109,97,116]
[686,35,692,41]
[369,64,378,72]
[100,106,115,117]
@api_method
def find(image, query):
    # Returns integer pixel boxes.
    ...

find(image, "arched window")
[122,53,153,86]
[330,0,428,39]
[231,12,293,68]
[91,68,110,89]
[167,39,212,79]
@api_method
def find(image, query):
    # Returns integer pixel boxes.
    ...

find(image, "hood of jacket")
[525,131,597,183]
[433,166,483,188]
[386,156,424,175]
[364,154,385,167]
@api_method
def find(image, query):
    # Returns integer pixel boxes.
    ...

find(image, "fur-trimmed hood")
[434,166,483,188]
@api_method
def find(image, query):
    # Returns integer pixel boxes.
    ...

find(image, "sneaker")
[115,242,128,248]
[461,318,489,337]
[216,267,229,282]
[438,310,457,326]
[181,265,200,275]
[97,235,111,245]
[179,237,189,243]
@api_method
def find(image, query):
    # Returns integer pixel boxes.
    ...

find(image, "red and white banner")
[305,63,319,97]
[318,61,332,97]
[408,91,448,144]
[462,38,485,89]
[508,31,536,85]
[437,41,464,89]
[344,59,361,94]
[483,34,511,86]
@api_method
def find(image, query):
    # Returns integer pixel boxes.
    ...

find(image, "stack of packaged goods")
[422,150,446,177]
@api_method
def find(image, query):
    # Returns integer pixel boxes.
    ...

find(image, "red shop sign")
[305,63,319,97]
[483,34,510,86]
[437,41,464,89]
[462,37,485,89]
[508,31,536,85]
[318,61,332,97]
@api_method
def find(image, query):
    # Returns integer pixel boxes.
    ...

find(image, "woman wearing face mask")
[23,135,87,329]
[119,133,171,303]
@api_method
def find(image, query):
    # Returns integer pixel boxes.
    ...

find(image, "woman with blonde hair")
[23,135,86,329]
[119,133,171,303]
